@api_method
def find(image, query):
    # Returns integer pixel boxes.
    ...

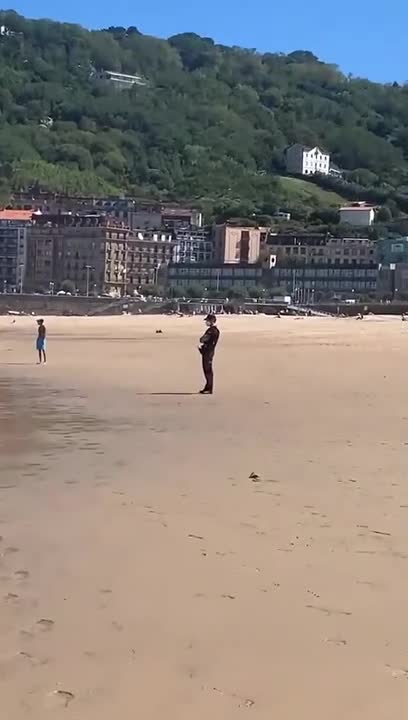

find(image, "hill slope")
[1,10,408,217]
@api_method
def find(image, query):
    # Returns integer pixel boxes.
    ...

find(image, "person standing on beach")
[36,319,47,364]
[198,314,220,395]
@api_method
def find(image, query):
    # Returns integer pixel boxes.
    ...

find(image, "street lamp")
[216,268,221,293]
[19,263,24,294]
[85,265,93,297]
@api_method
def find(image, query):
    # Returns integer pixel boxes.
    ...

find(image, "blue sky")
[4,0,407,83]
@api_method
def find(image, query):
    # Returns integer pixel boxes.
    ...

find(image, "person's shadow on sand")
[134,392,197,396]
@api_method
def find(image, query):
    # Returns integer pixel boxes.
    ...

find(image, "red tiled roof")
[0,209,34,221]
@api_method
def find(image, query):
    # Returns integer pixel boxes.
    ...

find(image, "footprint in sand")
[22,618,55,638]
[2,546,20,557]
[14,570,30,581]
[18,650,48,667]
[45,690,75,709]
[307,605,352,616]
[325,637,347,646]
[385,665,408,679]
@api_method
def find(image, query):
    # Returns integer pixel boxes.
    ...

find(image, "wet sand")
[0,314,407,719]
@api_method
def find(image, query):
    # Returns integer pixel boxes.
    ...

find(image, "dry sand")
[0,313,407,718]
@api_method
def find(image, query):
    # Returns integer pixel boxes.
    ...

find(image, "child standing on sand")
[36,319,47,364]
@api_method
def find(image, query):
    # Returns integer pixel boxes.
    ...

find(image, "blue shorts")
[36,338,47,351]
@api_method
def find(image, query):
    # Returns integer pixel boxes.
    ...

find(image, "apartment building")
[262,234,377,299]
[0,209,33,292]
[125,206,203,231]
[104,229,175,295]
[263,234,376,267]
[173,226,213,264]
[167,263,263,292]
[214,225,268,264]
[25,214,126,294]
[285,144,330,176]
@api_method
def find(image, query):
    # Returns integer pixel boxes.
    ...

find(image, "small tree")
[60,279,76,294]
[227,286,249,300]
[376,206,392,223]
[247,285,265,299]
[185,284,206,298]
[140,284,161,297]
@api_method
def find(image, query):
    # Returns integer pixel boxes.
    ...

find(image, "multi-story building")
[376,237,408,299]
[339,203,376,227]
[104,229,175,295]
[125,206,202,231]
[285,144,330,176]
[262,234,378,299]
[26,214,175,296]
[0,209,33,292]
[214,225,268,264]
[26,214,126,294]
[377,237,408,265]
[167,263,263,292]
[173,226,213,264]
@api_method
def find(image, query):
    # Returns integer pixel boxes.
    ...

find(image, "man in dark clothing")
[198,314,220,395]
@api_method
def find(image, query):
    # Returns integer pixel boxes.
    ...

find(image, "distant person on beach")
[36,319,47,364]
[198,314,220,395]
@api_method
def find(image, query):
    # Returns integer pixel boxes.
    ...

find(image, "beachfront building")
[173,226,213,264]
[0,209,33,293]
[262,234,377,300]
[214,225,268,265]
[167,263,263,293]
[25,213,125,295]
[104,229,175,295]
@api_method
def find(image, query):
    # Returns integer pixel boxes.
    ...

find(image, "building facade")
[101,70,146,89]
[285,144,330,176]
[339,203,376,227]
[125,206,203,231]
[173,226,213,264]
[26,214,126,294]
[25,214,175,296]
[214,225,267,264]
[262,234,378,299]
[104,229,175,295]
[167,263,263,292]
[0,210,33,292]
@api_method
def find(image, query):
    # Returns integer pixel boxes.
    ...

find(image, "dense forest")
[1,9,408,219]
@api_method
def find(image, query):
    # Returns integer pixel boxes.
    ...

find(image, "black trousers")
[201,351,214,392]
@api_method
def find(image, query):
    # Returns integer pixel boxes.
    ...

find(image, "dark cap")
[204,313,216,322]
[37,318,44,323]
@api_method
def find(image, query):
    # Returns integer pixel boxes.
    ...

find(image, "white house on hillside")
[339,203,376,227]
[285,144,330,176]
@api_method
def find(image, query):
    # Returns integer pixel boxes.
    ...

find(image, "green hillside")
[277,177,346,207]
[1,10,408,218]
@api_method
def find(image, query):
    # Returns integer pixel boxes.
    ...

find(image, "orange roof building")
[0,209,35,222]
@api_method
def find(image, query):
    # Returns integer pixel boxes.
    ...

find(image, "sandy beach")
[0,313,407,718]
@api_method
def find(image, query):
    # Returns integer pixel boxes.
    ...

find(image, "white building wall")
[339,208,375,227]
[286,144,330,176]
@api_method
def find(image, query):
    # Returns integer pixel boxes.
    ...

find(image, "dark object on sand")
[156,329,163,334]
[249,471,261,482]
